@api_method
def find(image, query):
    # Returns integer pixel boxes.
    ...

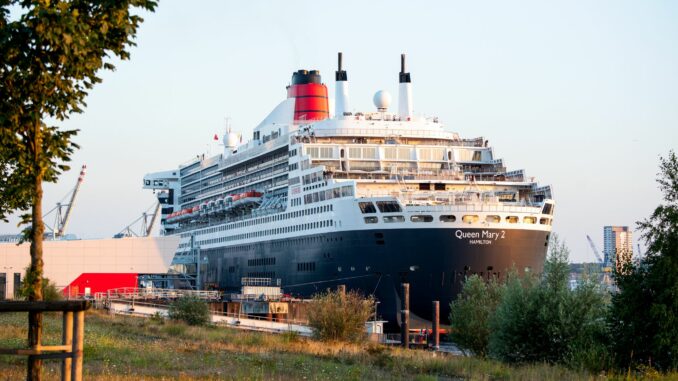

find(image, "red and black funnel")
[286,70,329,122]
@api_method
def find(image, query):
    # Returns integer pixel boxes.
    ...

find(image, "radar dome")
[224,130,239,149]
[373,90,392,111]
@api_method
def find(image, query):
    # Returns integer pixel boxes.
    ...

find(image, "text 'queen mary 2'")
[143,53,554,325]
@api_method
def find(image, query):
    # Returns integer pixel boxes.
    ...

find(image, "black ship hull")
[203,227,549,328]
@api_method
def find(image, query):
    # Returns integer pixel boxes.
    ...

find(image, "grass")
[0,311,673,380]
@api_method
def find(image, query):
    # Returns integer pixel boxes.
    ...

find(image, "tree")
[0,1,156,378]
[307,288,375,342]
[610,151,678,370]
[448,274,503,357]
[489,235,610,370]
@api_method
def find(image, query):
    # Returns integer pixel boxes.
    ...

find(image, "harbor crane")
[586,234,613,287]
[43,164,86,239]
[115,202,161,238]
[586,235,604,264]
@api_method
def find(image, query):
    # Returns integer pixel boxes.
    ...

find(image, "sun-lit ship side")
[143,53,554,324]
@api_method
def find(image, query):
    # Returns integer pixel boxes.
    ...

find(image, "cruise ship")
[143,53,554,325]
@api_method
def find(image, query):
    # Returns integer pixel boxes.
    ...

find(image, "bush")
[167,296,210,326]
[449,274,503,357]
[307,288,375,342]
[18,267,62,301]
[488,235,610,371]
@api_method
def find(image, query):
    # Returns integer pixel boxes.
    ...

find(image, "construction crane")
[586,234,613,288]
[586,235,604,264]
[115,202,161,238]
[43,164,86,239]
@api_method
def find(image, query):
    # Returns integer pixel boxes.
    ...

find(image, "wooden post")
[61,311,73,381]
[27,311,42,380]
[401,283,409,348]
[337,284,346,299]
[71,311,84,381]
[432,301,440,350]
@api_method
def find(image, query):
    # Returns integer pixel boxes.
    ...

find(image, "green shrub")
[488,235,610,371]
[17,267,62,301]
[307,288,375,342]
[449,274,503,357]
[167,296,210,326]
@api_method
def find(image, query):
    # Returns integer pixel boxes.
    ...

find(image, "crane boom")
[586,235,604,264]
[145,202,161,236]
[56,164,86,237]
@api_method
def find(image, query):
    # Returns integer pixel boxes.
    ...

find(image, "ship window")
[472,151,482,161]
[440,215,456,222]
[383,215,405,223]
[364,216,378,224]
[523,216,537,224]
[376,201,402,213]
[411,215,433,223]
[359,202,377,214]
[539,218,550,225]
[506,216,519,224]
[486,215,501,223]
[542,203,554,215]
[434,183,445,191]
[462,215,479,224]
[419,183,430,191]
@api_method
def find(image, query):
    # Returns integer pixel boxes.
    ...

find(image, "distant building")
[603,226,633,271]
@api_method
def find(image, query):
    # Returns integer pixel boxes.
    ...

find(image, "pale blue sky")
[2,0,677,262]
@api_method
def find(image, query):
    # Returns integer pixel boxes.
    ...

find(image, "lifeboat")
[189,205,200,218]
[231,191,263,208]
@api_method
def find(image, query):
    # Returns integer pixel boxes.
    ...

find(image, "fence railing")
[94,287,221,301]
[0,300,91,381]
[102,298,309,326]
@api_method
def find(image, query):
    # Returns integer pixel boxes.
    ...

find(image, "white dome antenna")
[373,90,392,112]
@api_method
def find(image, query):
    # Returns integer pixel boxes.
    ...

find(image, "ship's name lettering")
[455,230,505,242]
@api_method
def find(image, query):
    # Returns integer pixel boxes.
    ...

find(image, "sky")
[2,0,677,262]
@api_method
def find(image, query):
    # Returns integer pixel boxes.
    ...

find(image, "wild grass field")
[0,311,669,380]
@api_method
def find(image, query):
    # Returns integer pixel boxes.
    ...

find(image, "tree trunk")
[27,125,44,381]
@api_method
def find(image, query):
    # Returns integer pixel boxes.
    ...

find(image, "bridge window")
[364,216,378,224]
[359,202,377,214]
[376,201,402,213]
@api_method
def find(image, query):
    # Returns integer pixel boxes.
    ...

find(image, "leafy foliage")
[449,274,503,357]
[307,288,375,342]
[167,296,211,326]
[0,0,157,222]
[610,150,678,370]
[17,266,62,302]
[488,235,610,370]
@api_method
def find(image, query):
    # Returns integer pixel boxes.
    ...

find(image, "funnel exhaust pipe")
[398,53,413,120]
[335,52,350,118]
